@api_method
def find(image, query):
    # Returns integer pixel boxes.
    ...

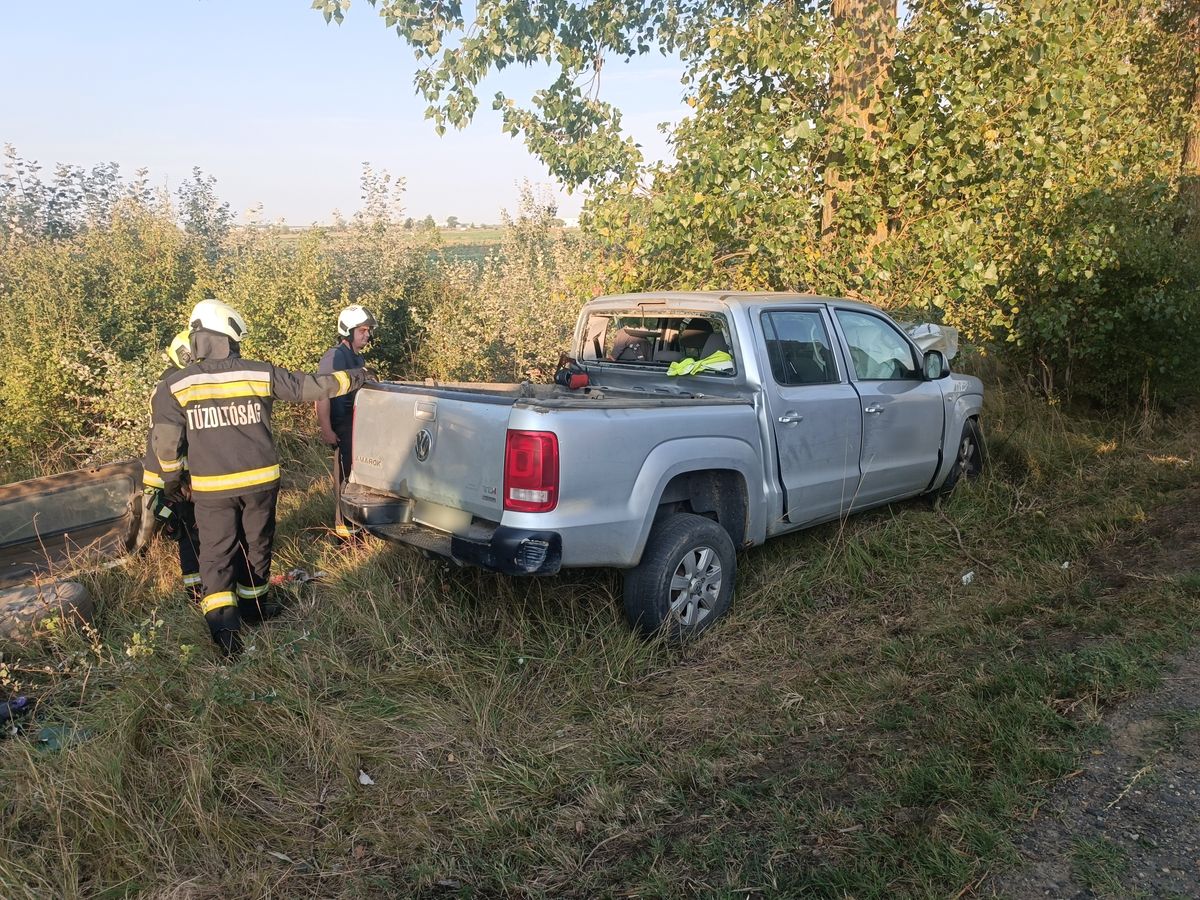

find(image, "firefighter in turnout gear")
[142,330,202,600]
[152,299,370,655]
[316,304,377,539]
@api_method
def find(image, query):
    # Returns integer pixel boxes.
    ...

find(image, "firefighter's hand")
[146,488,168,520]
[321,426,339,447]
[147,488,182,539]
[162,512,182,541]
[162,475,186,504]
[362,366,378,383]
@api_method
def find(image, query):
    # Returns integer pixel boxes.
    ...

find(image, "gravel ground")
[985,645,1200,899]
[985,485,1200,900]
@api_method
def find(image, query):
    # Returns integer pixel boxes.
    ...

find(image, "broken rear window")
[579,311,735,375]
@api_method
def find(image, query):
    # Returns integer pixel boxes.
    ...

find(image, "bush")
[1003,184,1200,407]
[410,185,591,382]
[0,156,588,480]
[0,202,196,477]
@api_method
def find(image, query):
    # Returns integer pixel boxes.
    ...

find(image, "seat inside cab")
[582,312,733,373]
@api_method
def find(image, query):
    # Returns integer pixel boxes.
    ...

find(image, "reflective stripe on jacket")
[152,356,367,499]
[142,367,188,490]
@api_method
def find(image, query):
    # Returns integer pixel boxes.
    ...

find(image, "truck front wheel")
[623,513,736,641]
[938,417,985,496]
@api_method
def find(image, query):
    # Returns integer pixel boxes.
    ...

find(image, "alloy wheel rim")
[959,434,979,475]
[668,545,722,627]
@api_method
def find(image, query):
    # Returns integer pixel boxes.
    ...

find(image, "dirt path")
[985,486,1200,899]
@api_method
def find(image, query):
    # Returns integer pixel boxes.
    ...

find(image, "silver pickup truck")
[342,291,985,639]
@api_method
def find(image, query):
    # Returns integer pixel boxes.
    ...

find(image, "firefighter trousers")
[153,491,201,599]
[332,420,360,538]
[172,499,202,600]
[194,485,279,651]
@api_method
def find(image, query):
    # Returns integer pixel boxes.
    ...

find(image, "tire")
[623,513,736,641]
[939,417,985,495]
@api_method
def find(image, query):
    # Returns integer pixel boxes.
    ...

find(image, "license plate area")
[412,499,472,535]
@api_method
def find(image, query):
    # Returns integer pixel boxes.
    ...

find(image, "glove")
[162,474,186,504]
[162,514,182,541]
[146,488,181,539]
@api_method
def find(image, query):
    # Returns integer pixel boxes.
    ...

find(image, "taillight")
[504,430,559,512]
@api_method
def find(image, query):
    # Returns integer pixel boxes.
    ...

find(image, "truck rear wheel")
[623,513,736,641]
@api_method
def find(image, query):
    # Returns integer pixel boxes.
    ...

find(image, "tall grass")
[1,381,1197,898]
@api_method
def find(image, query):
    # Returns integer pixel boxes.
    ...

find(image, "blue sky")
[0,1,688,225]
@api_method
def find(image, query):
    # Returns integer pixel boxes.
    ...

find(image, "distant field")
[243,225,577,267]
[433,227,573,265]
[430,243,499,267]
[254,226,502,265]
[438,227,505,244]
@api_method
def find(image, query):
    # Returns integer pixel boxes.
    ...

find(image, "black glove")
[162,474,186,504]
[146,488,183,539]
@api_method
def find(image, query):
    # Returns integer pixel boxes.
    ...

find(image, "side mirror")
[923,349,949,380]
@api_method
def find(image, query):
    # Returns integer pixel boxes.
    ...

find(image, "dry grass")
[1,383,1198,898]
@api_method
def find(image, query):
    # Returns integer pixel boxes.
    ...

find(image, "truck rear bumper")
[341,485,562,576]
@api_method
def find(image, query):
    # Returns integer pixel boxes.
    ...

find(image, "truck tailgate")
[349,384,510,524]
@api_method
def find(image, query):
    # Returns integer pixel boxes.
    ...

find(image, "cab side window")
[835,310,919,381]
[762,311,838,386]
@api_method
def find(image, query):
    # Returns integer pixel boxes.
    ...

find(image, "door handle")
[864,405,884,415]
[777,412,804,425]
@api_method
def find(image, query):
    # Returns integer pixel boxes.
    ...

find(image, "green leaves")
[312,0,1200,406]
[313,0,348,25]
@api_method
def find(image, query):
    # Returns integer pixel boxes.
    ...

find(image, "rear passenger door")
[757,308,863,525]
[832,309,945,507]
[0,460,149,590]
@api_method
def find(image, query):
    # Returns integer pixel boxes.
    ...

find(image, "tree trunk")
[820,0,897,247]
[1181,22,1200,193]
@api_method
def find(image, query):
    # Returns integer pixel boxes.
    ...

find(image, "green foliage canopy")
[326,0,1200,405]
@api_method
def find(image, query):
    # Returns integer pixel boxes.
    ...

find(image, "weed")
[0,389,1198,897]
[1071,836,1129,897]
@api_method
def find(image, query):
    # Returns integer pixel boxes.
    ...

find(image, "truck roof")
[587,291,885,314]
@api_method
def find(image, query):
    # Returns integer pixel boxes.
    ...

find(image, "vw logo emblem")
[414,429,432,462]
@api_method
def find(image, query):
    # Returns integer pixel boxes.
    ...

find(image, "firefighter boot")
[238,593,286,626]
[204,607,244,656]
[236,582,286,625]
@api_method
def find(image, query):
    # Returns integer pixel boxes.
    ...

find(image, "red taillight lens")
[504,430,559,512]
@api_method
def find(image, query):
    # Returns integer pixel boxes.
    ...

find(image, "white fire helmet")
[189,298,248,343]
[338,304,378,338]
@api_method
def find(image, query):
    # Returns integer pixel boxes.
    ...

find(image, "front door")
[758,308,863,526]
[832,309,945,507]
